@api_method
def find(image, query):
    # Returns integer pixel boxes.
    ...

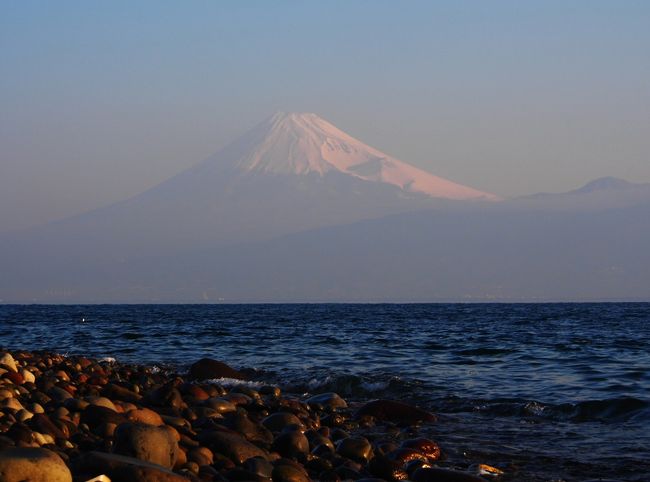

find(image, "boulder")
[113,422,179,469]
[198,430,267,464]
[0,447,72,482]
[306,392,347,410]
[188,358,247,381]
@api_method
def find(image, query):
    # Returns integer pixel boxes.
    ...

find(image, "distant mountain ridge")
[0,113,648,302]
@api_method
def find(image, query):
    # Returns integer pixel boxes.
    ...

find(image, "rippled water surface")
[1,303,649,481]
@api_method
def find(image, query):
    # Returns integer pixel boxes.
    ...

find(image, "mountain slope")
[201,112,499,201]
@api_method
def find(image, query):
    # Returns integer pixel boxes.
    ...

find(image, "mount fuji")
[2,113,648,302]
[201,112,498,201]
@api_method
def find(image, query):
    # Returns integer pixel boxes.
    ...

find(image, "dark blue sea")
[1,303,649,481]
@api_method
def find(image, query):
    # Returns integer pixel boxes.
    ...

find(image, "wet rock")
[224,411,274,445]
[263,412,305,432]
[113,422,180,469]
[81,404,127,430]
[199,429,268,464]
[0,447,72,482]
[272,430,310,459]
[243,456,275,478]
[188,358,247,381]
[104,383,142,403]
[400,438,441,461]
[187,446,214,466]
[145,384,184,409]
[272,460,310,482]
[354,400,436,424]
[306,392,347,411]
[336,436,373,463]
[205,397,237,413]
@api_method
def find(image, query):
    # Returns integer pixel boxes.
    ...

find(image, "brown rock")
[188,358,247,381]
[113,422,180,469]
[199,430,268,464]
[272,431,310,460]
[0,447,72,482]
[262,412,305,432]
[127,408,165,426]
[336,437,373,463]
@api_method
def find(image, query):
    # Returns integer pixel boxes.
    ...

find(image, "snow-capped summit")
[211,111,499,201]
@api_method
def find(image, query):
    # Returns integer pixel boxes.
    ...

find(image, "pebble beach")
[0,349,497,482]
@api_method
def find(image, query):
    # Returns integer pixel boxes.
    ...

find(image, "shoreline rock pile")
[0,350,489,482]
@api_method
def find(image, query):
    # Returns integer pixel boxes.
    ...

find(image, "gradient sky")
[1,1,649,232]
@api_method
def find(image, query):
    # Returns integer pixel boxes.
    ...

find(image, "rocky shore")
[0,350,496,482]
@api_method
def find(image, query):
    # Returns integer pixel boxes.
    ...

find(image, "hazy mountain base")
[2,200,648,302]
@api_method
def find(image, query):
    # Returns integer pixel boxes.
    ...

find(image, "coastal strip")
[0,350,492,482]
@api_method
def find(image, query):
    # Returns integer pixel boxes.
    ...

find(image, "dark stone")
[188,358,247,381]
[400,438,441,461]
[272,431,310,460]
[198,430,268,464]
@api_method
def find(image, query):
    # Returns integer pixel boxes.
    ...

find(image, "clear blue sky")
[1,1,649,231]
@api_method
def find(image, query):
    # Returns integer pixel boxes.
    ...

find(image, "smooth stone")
[145,385,183,409]
[272,463,310,482]
[187,446,214,466]
[243,456,274,478]
[354,400,436,424]
[1,398,24,411]
[411,467,487,482]
[103,384,142,403]
[81,405,127,430]
[223,412,273,445]
[3,372,24,385]
[113,422,179,469]
[29,413,67,440]
[47,386,73,402]
[0,353,18,373]
[336,436,373,462]
[127,408,164,426]
[75,451,188,482]
[0,447,72,482]
[306,431,334,451]
[20,369,36,384]
[262,412,305,432]
[188,358,247,381]
[85,396,118,411]
[271,431,310,459]
[205,397,237,413]
[305,393,348,411]
[401,438,441,461]
[0,389,13,400]
[199,430,268,464]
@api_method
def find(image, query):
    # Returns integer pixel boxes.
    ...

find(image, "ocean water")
[1,303,649,481]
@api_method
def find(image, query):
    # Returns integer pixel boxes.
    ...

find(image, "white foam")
[205,378,265,389]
